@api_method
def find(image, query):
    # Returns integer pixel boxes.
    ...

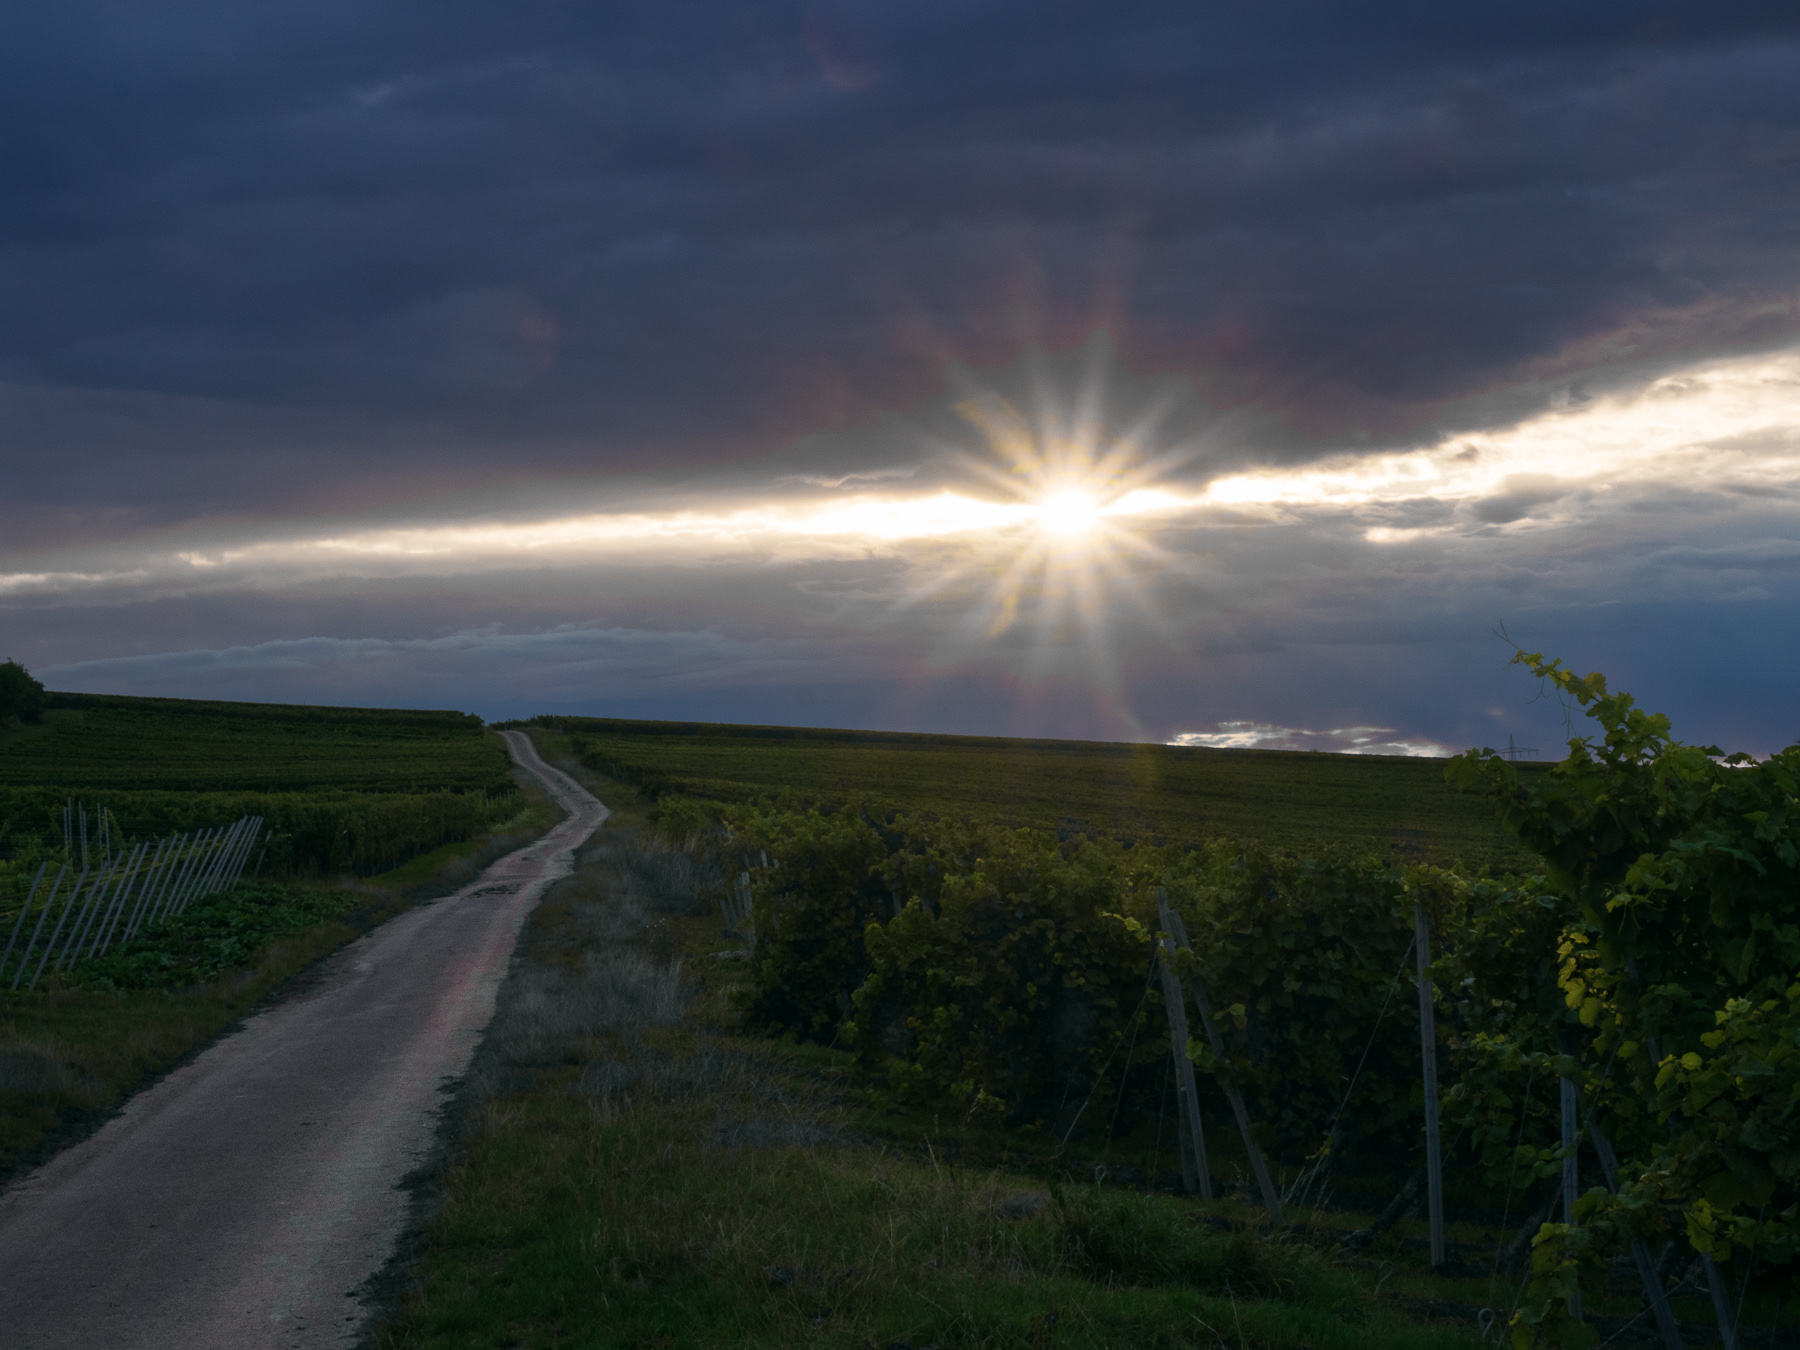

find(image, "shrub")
[731,802,893,1039]
[0,786,521,878]
[1446,650,1800,1329]
[734,807,1506,1154]
[1162,845,1453,1157]
[853,826,1155,1123]
[0,661,45,725]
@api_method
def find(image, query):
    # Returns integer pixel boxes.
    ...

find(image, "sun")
[850,339,1205,730]
[1034,486,1105,540]
[891,379,1195,693]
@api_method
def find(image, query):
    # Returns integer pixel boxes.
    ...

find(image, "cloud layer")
[8,336,1797,756]
[4,4,1800,754]
[1168,725,1456,758]
[6,4,1800,542]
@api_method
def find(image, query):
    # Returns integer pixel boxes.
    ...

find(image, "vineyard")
[0,692,509,792]
[526,715,1538,872]
[610,654,1797,1346]
[0,692,520,890]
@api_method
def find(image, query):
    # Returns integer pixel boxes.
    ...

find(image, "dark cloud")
[4,1,1800,550]
[1469,474,1574,524]
[38,627,843,711]
[1650,538,1800,571]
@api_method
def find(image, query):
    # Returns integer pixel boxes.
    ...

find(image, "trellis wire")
[1,862,48,981]
[10,865,70,992]
[55,849,128,971]
[1585,1107,1682,1350]
[1,816,263,990]
[1281,930,1416,1211]
[1559,1071,1583,1319]
[1098,953,1161,1152]
[1485,1061,1536,1308]
[1155,924,1212,1198]
[1054,949,1160,1158]
[27,863,88,989]
[1159,890,1283,1223]
[131,831,185,938]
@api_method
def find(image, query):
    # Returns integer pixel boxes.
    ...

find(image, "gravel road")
[0,729,607,1349]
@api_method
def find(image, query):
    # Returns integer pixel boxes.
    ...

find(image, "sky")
[4,1,1800,756]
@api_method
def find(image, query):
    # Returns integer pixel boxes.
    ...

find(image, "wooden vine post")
[1413,899,1446,1268]
[1158,889,1282,1223]
[1155,921,1212,1199]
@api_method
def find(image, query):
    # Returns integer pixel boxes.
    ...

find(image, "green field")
[0,693,519,885]
[0,692,508,793]
[538,717,1537,871]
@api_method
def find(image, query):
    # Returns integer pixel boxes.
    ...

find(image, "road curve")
[0,729,606,1350]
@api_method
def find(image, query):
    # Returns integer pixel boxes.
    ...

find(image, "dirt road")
[0,729,607,1349]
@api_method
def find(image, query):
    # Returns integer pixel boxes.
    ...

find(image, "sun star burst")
[888,376,1198,713]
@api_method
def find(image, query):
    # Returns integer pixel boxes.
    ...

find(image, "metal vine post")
[1414,899,1446,1269]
